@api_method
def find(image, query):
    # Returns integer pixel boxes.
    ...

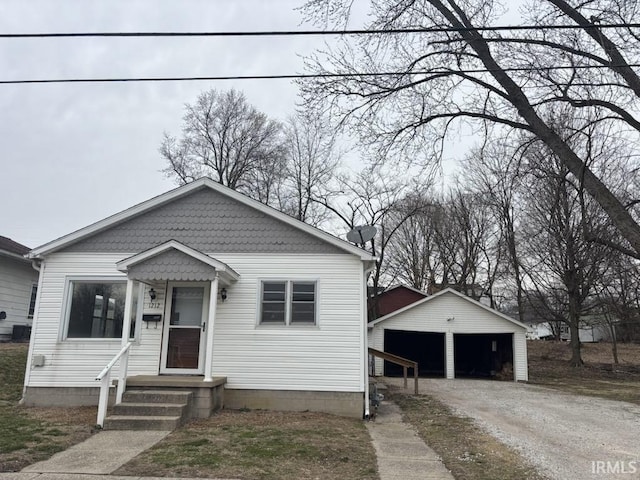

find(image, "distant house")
[0,236,39,341]
[368,284,427,321]
[576,315,617,343]
[23,179,376,418]
[525,322,554,340]
[525,316,616,343]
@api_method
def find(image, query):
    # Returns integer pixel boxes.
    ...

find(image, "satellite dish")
[346,225,377,245]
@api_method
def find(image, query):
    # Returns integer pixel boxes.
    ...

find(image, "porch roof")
[116,240,240,285]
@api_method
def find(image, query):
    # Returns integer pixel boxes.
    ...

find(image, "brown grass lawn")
[116,409,378,480]
[527,340,640,405]
[0,342,95,472]
[4,339,639,478]
[1,344,377,479]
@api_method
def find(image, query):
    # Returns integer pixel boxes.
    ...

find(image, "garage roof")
[369,287,527,330]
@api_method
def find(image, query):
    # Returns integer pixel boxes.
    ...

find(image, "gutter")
[362,260,376,419]
[21,258,43,404]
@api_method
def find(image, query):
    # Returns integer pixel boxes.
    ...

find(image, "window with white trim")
[64,279,137,339]
[27,284,37,318]
[260,281,316,325]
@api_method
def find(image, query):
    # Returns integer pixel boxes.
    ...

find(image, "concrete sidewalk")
[1,430,234,480]
[20,430,170,476]
[1,475,235,480]
[367,400,454,480]
[2,397,452,480]
[1,429,237,479]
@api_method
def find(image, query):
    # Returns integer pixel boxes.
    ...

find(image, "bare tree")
[462,141,528,320]
[431,187,495,300]
[300,0,640,258]
[386,197,441,291]
[314,165,431,319]
[161,88,285,201]
[386,187,501,304]
[277,111,341,226]
[519,144,613,366]
[594,250,640,362]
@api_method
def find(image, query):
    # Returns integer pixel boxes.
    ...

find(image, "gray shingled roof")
[0,236,30,255]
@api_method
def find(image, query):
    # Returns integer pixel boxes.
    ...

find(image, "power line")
[2,63,639,85]
[2,23,640,39]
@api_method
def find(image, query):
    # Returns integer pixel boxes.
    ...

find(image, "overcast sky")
[1,0,360,248]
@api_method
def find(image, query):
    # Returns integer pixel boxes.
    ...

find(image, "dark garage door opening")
[454,333,513,379]
[383,329,445,377]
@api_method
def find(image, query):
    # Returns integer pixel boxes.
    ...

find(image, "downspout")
[362,261,375,419]
[21,258,43,404]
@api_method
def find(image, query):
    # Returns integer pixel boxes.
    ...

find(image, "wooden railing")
[368,347,419,395]
[95,342,132,427]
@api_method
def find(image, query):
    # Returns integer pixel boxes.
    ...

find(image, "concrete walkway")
[20,430,170,475]
[2,475,233,480]
[2,429,236,479]
[367,400,454,480]
[2,399,453,480]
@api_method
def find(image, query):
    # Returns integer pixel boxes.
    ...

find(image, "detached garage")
[368,288,528,382]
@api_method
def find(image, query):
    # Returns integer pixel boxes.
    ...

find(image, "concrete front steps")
[103,389,192,430]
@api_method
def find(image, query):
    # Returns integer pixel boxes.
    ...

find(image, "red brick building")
[368,285,427,321]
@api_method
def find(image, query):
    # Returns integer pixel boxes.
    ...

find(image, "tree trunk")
[568,320,584,367]
[608,318,619,365]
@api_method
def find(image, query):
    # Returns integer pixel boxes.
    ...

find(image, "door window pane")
[170,287,204,326]
[166,328,201,368]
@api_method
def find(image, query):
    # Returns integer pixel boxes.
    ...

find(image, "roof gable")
[369,288,528,329]
[29,179,374,260]
[116,240,239,284]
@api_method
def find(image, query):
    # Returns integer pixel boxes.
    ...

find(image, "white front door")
[160,282,209,374]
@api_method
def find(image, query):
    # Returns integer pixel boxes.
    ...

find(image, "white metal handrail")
[95,341,132,427]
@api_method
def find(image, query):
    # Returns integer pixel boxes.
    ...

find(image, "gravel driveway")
[385,378,640,480]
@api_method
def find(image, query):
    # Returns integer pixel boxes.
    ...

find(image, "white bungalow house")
[23,178,376,422]
[0,236,39,341]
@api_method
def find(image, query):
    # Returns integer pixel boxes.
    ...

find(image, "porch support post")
[121,279,135,348]
[117,279,136,403]
[204,274,219,382]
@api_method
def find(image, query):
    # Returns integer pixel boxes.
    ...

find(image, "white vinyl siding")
[0,256,39,337]
[27,252,364,392]
[368,292,528,381]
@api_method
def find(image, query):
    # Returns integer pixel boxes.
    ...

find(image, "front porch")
[104,375,227,430]
[126,375,226,418]
[95,240,240,428]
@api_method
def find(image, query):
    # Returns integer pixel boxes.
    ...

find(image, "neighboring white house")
[526,318,615,342]
[576,315,616,343]
[525,322,554,340]
[23,179,376,418]
[0,236,39,341]
[368,288,528,382]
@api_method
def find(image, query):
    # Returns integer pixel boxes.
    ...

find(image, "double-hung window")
[260,281,317,326]
[64,279,137,339]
